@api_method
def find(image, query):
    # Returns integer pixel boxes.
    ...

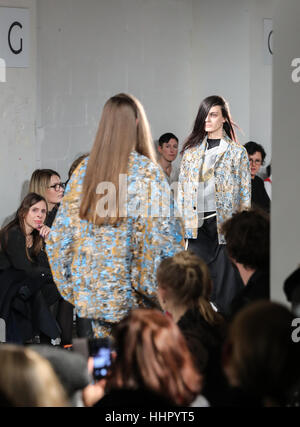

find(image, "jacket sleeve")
[237,148,251,210]
[130,167,185,307]
[177,152,188,216]
[46,162,86,305]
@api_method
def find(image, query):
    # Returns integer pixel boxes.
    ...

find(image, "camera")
[89,338,112,381]
[72,337,113,381]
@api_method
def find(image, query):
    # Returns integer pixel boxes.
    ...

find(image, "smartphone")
[88,338,112,381]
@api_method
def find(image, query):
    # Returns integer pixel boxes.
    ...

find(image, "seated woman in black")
[0,193,61,344]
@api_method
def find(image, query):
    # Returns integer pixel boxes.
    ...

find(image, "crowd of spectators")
[0,94,298,408]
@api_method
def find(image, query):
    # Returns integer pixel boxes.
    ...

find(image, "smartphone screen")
[89,338,112,381]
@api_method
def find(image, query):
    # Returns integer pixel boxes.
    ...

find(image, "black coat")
[0,268,60,343]
[0,226,61,343]
[228,269,270,320]
[0,226,61,306]
[177,307,230,407]
[251,176,270,212]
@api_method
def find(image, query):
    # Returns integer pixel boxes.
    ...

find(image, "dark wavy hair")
[244,141,266,164]
[221,209,270,270]
[224,301,300,406]
[181,95,238,153]
[158,133,178,147]
[108,309,202,406]
[0,193,47,261]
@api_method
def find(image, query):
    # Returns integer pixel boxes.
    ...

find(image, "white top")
[198,138,228,216]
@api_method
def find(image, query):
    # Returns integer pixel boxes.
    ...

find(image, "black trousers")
[40,298,74,345]
[188,215,244,316]
[76,316,94,339]
[57,299,74,345]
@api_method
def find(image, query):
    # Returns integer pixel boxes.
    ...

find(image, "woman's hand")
[39,225,51,240]
[82,357,107,407]
[82,378,107,407]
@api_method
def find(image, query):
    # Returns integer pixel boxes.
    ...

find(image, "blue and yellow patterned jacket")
[46,151,185,322]
[178,134,251,243]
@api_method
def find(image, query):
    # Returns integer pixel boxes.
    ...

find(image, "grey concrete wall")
[271,0,300,304]
[0,0,37,226]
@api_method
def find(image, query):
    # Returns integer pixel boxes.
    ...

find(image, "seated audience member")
[283,266,300,316]
[0,344,68,407]
[244,141,270,212]
[222,301,300,407]
[0,193,61,344]
[157,132,179,184]
[221,209,270,319]
[264,164,272,200]
[30,169,73,345]
[29,169,65,229]
[156,251,229,406]
[94,309,206,407]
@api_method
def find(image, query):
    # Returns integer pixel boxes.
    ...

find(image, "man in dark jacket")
[244,141,270,213]
[221,209,270,319]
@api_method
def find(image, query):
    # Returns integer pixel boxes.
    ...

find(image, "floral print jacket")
[46,152,185,322]
[178,134,251,243]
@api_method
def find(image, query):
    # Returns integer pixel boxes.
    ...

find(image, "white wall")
[36,0,194,182]
[1,0,274,225]
[191,0,250,144]
[191,0,273,165]
[0,0,37,226]
[271,0,300,304]
[249,0,274,167]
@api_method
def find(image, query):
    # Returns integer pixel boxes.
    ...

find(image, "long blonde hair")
[79,93,156,225]
[0,345,68,407]
[157,251,224,326]
[29,169,61,209]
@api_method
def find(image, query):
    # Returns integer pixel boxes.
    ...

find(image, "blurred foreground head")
[0,344,67,407]
[223,301,300,406]
[109,309,202,406]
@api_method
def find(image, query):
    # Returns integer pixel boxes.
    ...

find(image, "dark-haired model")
[178,96,251,314]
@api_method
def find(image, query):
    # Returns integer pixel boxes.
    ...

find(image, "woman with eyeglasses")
[244,141,270,213]
[29,169,65,238]
[29,169,73,346]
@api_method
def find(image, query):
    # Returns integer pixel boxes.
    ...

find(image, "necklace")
[26,234,33,248]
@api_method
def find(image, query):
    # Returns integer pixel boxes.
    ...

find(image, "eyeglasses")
[48,183,65,191]
[249,159,262,165]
